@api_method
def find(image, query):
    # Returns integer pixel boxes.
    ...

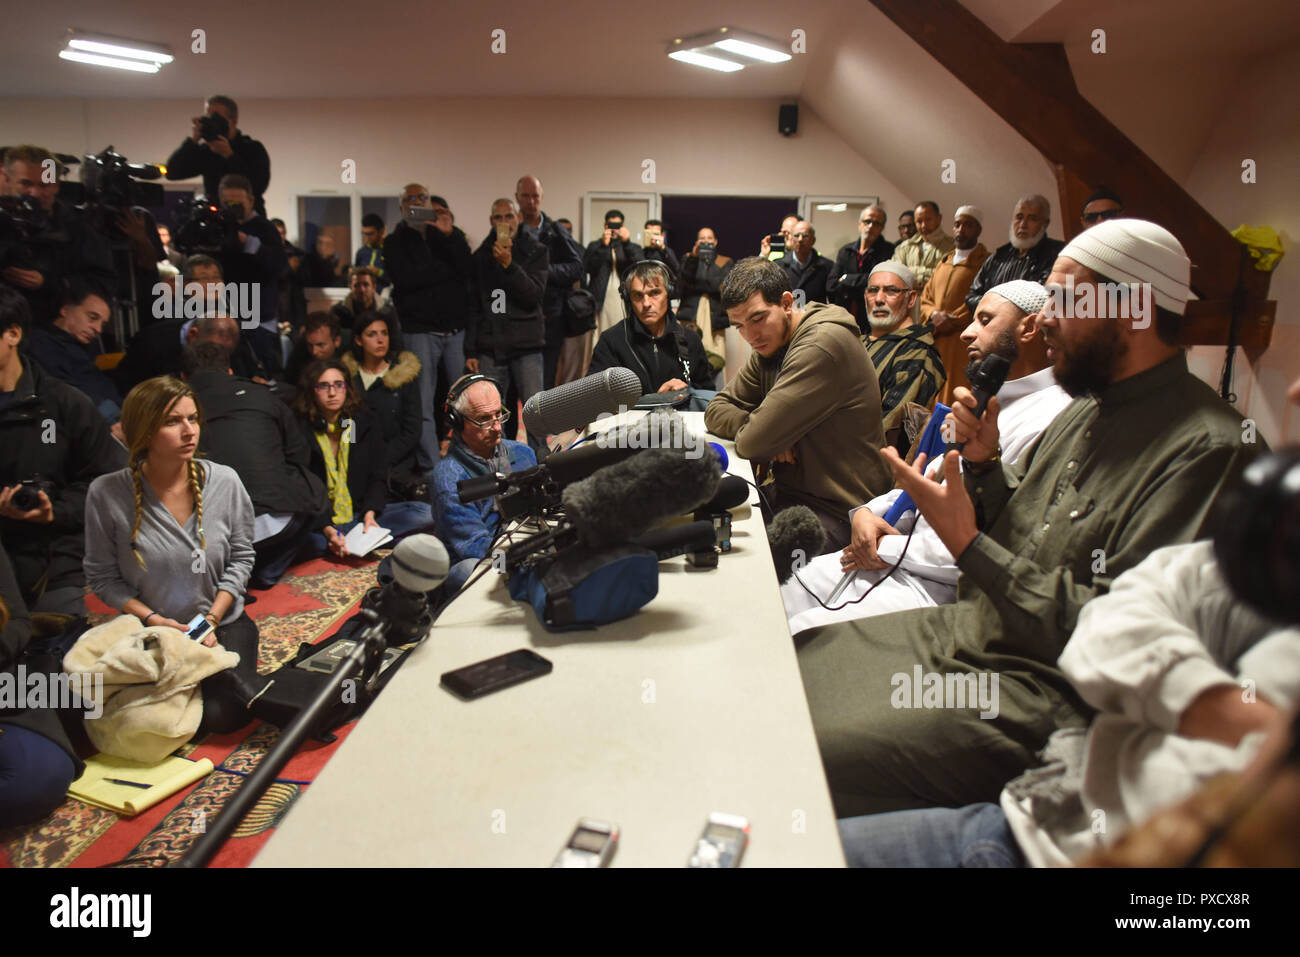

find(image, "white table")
[255,412,844,867]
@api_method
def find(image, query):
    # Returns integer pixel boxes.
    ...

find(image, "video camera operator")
[165,95,270,218]
[0,145,115,324]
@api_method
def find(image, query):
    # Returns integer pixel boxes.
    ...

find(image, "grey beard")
[1009,226,1044,251]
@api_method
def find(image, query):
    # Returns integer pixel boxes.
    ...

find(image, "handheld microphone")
[768,507,827,584]
[523,367,643,437]
[361,534,449,645]
[947,354,1011,453]
[562,447,722,549]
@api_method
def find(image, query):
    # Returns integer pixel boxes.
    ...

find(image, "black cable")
[790,518,920,612]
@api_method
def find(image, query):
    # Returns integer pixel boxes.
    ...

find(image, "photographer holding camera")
[165,95,270,218]
[0,145,116,324]
[0,286,125,615]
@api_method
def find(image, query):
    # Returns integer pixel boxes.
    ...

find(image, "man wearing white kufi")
[798,219,1263,818]
[782,279,1069,634]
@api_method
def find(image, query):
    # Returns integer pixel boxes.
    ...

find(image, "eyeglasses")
[866,285,907,297]
[467,409,511,428]
[314,381,348,393]
[1082,208,1123,224]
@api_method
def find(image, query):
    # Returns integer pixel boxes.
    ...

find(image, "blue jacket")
[432,436,537,562]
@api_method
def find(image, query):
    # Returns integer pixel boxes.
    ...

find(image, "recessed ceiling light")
[61,30,173,73]
[668,49,744,73]
[667,26,791,72]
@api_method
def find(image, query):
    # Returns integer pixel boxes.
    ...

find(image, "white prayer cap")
[988,279,1048,315]
[867,260,915,290]
[1058,218,1193,315]
[954,205,984,224]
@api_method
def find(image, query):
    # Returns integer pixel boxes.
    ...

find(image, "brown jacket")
[704,303,891,517]
[919,244,990,406]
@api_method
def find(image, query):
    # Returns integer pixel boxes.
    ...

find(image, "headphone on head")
[618,259,675,321]
[444,372,494,432]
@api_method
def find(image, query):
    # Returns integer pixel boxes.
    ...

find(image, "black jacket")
[299,406,389,531]
[0,542,82,777]
[188,370,325,518]
[588,309,714,395]
[340,350,423,479]
[643,244,681,281]
[165,131,271,218]
[6,200,117,324]
[26,325,122,413]
[584,238,644,309]
[116,318,269,391]
[827,236,896,318]
[382,221,475,335]
[528,214,585,348]
[466,231,549,359]
[677,253,734,330]
[777,250,835,307]
[215,213,286,326]
[0,359,126,605]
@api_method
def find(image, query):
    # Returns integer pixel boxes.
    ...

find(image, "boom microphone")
[523,367,643,436]
[947,353,1011,453]
[562,447,722,549]
[768,507,826,584]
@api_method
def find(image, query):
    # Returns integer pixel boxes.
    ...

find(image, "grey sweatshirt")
[84,459,255,625]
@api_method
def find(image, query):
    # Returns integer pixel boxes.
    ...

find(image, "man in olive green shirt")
[797,219,1261,817]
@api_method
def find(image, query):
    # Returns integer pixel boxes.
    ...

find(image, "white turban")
[868,260,915,290]
[954,205,984,224]
[988,279,1048,315]
[1058,218,1193,315]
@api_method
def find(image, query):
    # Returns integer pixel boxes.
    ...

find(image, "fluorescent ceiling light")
[60,31,173,73]
[816,203,848,212]
[714,38,791,64]
[67,37,174,64]
[668,50,744,73]
[58,50,161,73]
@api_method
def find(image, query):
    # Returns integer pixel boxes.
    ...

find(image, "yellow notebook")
[68,753,214,816]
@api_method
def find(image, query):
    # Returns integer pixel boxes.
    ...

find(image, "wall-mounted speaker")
[779,103,798,137]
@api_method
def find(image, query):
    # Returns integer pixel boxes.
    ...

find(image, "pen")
[105,778,152,789]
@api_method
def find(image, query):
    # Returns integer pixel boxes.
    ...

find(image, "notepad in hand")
[343,523,393,557]
[68,753,214,816]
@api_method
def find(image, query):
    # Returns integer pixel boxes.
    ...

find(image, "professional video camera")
[0,195,47,268]
[172,195,241,255]
[78,146,165,210]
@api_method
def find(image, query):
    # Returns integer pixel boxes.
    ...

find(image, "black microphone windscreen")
[562,447,722,549]
[768,507,827,584]
[698,475,749,514]
[545,441,644,486]
[523,367,643,436]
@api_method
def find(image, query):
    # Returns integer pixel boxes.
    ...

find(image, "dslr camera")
[10,477,56,513]
[198,113,230,143]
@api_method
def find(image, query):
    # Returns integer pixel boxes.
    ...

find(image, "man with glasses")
[383,184,475,470]
[430,375,537,593]
[777,221,834,309]
[863,262,946,454]
[829,204,895,334]
[1080,187,1124,230]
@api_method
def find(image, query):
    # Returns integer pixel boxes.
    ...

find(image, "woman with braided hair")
[83,376,267,734]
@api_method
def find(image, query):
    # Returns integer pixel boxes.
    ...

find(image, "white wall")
[0,94,912,253]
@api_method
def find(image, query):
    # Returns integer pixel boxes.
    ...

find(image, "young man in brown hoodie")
[704,257,892,551]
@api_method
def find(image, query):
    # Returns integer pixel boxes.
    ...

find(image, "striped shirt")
[964,236,1065,314]
[866,322,946,447]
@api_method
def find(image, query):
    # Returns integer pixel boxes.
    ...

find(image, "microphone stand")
[175,608,391,868]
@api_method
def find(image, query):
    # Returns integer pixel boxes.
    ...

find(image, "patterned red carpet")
[0,552,386,868]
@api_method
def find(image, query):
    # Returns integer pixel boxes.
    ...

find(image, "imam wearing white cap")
[797,218,1263,819]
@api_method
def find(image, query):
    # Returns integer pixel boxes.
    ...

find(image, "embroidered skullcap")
[954,205,984,224]
[1058,218,1193,315]
[867,260,915,290]
[988,279,1048,315]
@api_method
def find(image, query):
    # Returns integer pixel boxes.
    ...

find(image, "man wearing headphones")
[587,260,716,407]
[429,374,537,593]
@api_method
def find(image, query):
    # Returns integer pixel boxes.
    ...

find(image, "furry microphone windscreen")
[768,507,827,584]
[561,447,722,549]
